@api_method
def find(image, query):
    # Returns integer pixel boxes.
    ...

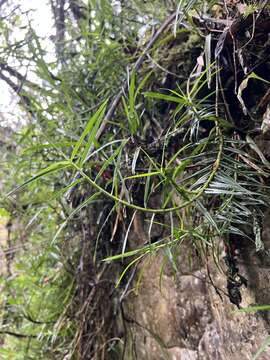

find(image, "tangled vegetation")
[1,0,270,359]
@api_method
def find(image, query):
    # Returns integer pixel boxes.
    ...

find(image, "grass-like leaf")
[143,91,185,103]
[70,100,108,162]
[252,336,270,360]
[6,161,71,197]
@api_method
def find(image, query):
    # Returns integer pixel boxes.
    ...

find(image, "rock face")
[124,243,270,359]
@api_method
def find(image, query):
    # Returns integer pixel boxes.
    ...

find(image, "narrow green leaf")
[129,71,135,113]
[196,200,220,234]
[115,254,145,288]
[125,171,161,180]
[71,100,108,161]
[135,71,153,100]
[252,336,270,360]
[95,142,126,182]
[68,192,101,219]
[144,165,153,208]
[6,161,71,197]
[22,141,75,154]
[51,192,101,244]
[122,96,139,134]
[143,91,185,103]
[249,72,270,84]
[235,305,270,313]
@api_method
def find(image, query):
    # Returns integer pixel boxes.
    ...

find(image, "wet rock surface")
[125,242,270,359]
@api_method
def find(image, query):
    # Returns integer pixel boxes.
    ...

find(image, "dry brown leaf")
[237,77,249,115]
[261,104,270,134]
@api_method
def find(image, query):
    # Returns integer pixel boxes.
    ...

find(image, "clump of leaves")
[1,0,270,359]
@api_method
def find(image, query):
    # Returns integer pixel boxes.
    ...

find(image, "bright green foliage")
[0,0,270,358]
